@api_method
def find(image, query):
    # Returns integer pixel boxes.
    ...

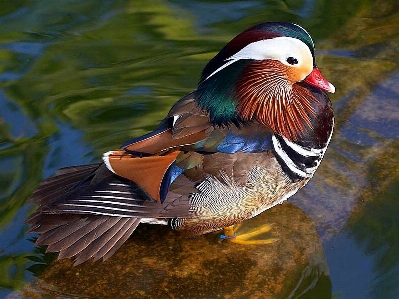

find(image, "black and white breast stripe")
[272,133,330,182]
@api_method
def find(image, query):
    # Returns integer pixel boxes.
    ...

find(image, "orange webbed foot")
[220,223,278,245]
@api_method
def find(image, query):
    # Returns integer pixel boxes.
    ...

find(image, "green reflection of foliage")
[0,255,27,291]
[310,0,399,195]
[347,141,399,299]
[321,0,399,121]
[0,136,50,291]
[0,0,398,296]
[293,0,399,239]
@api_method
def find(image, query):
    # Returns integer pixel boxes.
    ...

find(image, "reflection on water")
[0,1,399,298]
[346,141,399,299]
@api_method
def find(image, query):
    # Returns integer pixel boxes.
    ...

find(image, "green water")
[1,1,399,298]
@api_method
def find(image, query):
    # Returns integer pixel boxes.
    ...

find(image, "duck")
[26,22,335,265]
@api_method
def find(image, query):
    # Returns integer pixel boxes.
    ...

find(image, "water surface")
[1,1,399,298]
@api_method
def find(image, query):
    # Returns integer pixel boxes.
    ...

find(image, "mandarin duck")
[27,22,335,265]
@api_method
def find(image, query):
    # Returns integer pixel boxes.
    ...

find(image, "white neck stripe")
[272,135,310,178]
[281,136,325,156]
[272,118,334,179]
[205,59,237,81]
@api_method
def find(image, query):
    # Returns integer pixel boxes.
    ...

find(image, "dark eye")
[286,57,298,65]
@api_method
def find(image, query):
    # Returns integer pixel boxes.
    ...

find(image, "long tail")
[26,164,142,265]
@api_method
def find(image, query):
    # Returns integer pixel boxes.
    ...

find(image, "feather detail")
[104,150,181,203]
[168,95,214,139]
[236,60,317,142]
[28,164,101,206]
[73,217,137,265]
[123,128,208,155]
[32,214,141,265]
[25,22,335,264]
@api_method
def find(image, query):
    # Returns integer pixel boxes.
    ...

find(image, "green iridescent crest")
[196,60,250,126]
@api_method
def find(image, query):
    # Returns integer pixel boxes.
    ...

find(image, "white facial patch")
[205,37,313,81]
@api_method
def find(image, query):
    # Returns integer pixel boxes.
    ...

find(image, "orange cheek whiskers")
[235,61,317,141]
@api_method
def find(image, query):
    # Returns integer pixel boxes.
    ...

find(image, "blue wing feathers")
[216,131,273,154]
[160,162,185,203]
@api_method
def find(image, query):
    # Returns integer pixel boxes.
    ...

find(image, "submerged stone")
[22,203,331,299]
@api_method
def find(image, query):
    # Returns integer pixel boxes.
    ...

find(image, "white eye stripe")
[229,37,309,62]
[205,37,313,81]
[204,59,238,81]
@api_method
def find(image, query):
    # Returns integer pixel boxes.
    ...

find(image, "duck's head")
[197,22,335,141]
